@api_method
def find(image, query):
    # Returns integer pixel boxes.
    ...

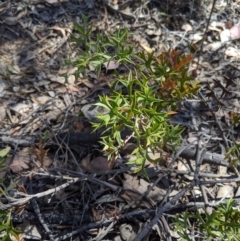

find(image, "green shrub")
[67,15,199,175]
[173,198,240,241]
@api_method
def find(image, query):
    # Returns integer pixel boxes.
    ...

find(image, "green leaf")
[97,114,111,125]
[126,159,137,165]
[95,102,111,111]
[0,147,11,158]
[114,131,122,146]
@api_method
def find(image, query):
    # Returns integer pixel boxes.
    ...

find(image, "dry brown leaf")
[66,74,75,85]
[10,103,31,115]
[230,24,240,40]
[103,60,119,71]
[9,233,25,241]
[67,84,79,93]
[16,221,41,240]
[225,47,240,57]
[0,79,6,95]
[91,207,102,222]
[4,16,18,25]
[120,143,137,156]
[204,42,222,51]
[73,121,85,132]
[9,148,30,173]
[45,109,63,121]
[80,155,92,172]
[181,23,192,32]
[44,0,59,4]
[145,28,161,36]
[40,156,53,169]
[220,29,231,42]
[120,189,141,205]
[216,185,233,199]
[80,155,112,173]
[123,174,166,202]
[77,78,95,88]
[32,143,52,168]
[48,74,66,84]
[190,32,203,43]
[225,20,234,29]
[48,26,66,37]
[140,43,154,53]
[98,75,110,83]
[58,67,78,75]
[0,104,6,122]
[81,104,99,120]
[31,95,51,105]
[89,156,112,173]
[119,224,137,241]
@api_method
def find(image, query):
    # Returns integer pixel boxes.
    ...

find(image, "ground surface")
[0,0,240,240]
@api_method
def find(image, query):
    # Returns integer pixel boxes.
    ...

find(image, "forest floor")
[0,0,240,240]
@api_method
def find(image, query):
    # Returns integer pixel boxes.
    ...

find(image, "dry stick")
[172,198,240,210]
[52,163,234,180]
[134,182,196,240]
[14,197,240,226]
[42,166,239,186]
[95,222,116,241]
[14,172,240,240]
[132,146,206,241]
[167,145,190,168]
[196,0,217,69]
[176,145,228,166]
[160,216,172,241]
[3,156,234,218]
[44,165,238,204]
[198,91,240,177]
[0,177,81,211]
[11,211,91,225]
[55,196,240,241]
[32,199,55,241]
[200,176,240,185]
[196,137,209,206]
[53,218,116,241]
[90,171,240,190]
[3,154,237,212]
[12,198,232,225]
[28,176,55,241]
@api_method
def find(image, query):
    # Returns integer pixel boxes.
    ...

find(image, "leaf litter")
[0,0,240,240]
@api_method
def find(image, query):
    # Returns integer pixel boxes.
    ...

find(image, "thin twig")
[196,0,217,69]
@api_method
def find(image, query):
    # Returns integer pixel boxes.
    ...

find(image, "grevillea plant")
[173,198,240,241]
[67,16,200,176]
